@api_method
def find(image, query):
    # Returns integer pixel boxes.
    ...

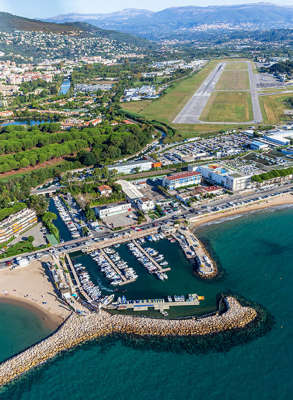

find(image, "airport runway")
[248,61,263,124]
[173,62,226,124]
[173,61,263,125]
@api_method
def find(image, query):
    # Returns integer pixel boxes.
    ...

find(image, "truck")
[17,258,29,268]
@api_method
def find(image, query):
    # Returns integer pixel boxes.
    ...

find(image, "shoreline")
[0,295,64,331]
[0,296,260,388]
[191,193,293,230]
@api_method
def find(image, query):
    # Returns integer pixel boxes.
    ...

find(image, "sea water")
[1,206,293,399]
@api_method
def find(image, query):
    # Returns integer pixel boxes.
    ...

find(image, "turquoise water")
[1,206,293,399]
[0,302,52,363]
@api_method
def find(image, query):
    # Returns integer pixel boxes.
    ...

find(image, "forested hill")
[0,12,155,48]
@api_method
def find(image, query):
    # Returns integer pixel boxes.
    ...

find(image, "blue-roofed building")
[250,141,269,150]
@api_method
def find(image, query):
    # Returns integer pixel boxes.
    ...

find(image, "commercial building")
[107,160,153,175]
[95,201,131,219]
[116,180,143,201]
[250,141,269,150]
[0,208,37,244]
[162,171,202,190]
[263,131,293,146]
[196,164,252,192]
[137,197,155,212]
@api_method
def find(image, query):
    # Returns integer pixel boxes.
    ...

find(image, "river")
[59,79,70,95]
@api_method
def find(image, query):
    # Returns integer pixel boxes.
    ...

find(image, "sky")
[0,0,293,19]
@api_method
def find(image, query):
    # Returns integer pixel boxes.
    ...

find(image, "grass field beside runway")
[259,93,292,124]
[200,91,253,122]
[215,70,250,90]
[141,61,219,123]
[225,62,248,70]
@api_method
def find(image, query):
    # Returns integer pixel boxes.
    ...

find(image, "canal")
[48,198,73,243]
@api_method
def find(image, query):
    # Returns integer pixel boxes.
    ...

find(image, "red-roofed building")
[162,171,202,190]
[123,119,135,124]
[98,185,113,197]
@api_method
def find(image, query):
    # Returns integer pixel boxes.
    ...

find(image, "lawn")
[215,70,250,90]
[259,93,292,124]
[141,60,219,123]
[200,91,253,122]
[121,100,152,113]
[225,62,248,70]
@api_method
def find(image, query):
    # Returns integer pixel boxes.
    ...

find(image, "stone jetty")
[0,297,256,388]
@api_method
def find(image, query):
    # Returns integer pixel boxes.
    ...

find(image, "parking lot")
[7,222,47,248]
[255,72,284,89]
[102,210,139,229]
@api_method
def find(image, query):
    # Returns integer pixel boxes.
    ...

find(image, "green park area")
[200,91,253,122]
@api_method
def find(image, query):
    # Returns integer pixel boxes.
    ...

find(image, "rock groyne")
[0,297,256,388]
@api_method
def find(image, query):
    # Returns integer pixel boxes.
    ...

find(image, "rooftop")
[98,185,112,191]
[165,171,201,181]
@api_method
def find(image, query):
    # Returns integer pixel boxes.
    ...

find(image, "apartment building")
[0,208,37,243]
[162,171,202,190]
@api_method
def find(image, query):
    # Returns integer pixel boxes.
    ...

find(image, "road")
[173,62,226,124]
[248,61,263,124]
[173,61,263,125]
[2,183,292,269]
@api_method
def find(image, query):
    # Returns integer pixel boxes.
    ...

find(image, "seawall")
[0,297,256,388]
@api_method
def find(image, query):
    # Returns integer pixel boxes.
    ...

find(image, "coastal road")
[172,62,227,124]
[173,61,263,125]
[1,184,292,269]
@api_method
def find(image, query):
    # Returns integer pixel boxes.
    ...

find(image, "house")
[137,196,155,212]
[98,185,112,197]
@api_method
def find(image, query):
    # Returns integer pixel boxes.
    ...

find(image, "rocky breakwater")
[0,297,256,388]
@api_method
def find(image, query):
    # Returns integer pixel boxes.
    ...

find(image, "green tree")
[42,211,57,224]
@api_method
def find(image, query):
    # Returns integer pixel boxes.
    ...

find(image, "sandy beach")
[191,193,293,229]
[0,259,71,329]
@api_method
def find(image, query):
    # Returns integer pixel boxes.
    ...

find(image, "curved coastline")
[0,295,261,389]
[0,295,63,331]
[191,194,293,281]
[191,194,293,230]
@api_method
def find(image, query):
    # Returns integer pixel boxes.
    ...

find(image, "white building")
[116,180,143,201]
[162,171,202,190]
[107,160,153,175]
[0,208,37,243]
[95,201,131,219]
[137,197,155,212]
[250,141,269,150]
[196,164,252,192]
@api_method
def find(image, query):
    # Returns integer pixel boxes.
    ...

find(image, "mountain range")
[0,11,155,48]
[43,3,293,39]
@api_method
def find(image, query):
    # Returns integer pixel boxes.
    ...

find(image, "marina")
[113,294,202,315]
